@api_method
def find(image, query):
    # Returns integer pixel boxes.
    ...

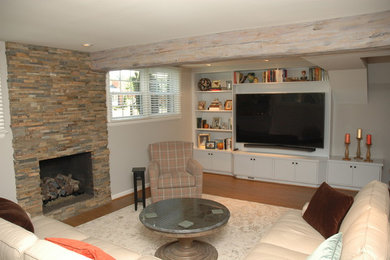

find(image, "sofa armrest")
[186,158,203,176]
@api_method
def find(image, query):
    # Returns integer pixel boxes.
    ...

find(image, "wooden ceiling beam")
[90,10,390,70]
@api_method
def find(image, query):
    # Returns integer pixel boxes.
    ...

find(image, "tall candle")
[357,128,362,139]
[345,133,350,144]
[366,134,372,145]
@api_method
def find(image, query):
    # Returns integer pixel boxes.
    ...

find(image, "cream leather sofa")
[0,214,160,260]
[245,180,390,260]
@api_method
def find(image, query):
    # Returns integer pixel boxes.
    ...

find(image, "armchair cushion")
[157,171,196,189]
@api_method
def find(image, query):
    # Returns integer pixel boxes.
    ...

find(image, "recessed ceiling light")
[206,64,212,67]
[82,43,93,47]
[264,59,270,62]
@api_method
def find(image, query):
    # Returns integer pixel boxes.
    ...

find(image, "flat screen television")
[235,92,325,151]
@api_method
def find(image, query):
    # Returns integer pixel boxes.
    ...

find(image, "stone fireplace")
[6,42,111,220]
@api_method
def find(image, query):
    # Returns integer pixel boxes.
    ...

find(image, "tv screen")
[235,92,325,149]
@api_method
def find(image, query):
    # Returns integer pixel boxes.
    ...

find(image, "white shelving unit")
[191,67,383,188]
[193,72,233,175]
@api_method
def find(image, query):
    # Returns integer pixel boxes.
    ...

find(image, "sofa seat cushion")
[157,170,195,188]
[307,232,343,260]
[24,239,91,260]
[245,242,309,260]
[0,218,38,260]
[0,197,34,232]
[260,210,325,255]
[31,215,89,241]
[82,237,142,260]
[46,237,114,260]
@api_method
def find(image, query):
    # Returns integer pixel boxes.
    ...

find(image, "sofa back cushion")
[340,180,389,233]
[0,218,38,260]
[340,180,390,260]
[341,208,388,259]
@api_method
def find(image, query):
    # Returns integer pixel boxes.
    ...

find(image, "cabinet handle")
[350,165,352,168]
[354,166,357,169]
[292,162,294,165]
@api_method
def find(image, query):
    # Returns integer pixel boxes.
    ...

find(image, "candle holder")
[354,137,363,160]
[342,143,351,160]
[364,144,373,162]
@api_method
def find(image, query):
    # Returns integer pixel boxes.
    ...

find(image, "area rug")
[76,194,299,259]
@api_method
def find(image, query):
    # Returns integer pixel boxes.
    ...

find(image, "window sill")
[108,115,182,127]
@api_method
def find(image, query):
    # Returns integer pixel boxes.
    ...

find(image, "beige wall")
[108,68,193,198]
[331,63,390,184]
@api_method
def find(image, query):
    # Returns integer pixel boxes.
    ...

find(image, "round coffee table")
[139,198,230,260]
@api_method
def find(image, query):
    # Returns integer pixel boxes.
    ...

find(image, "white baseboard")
[111,183,150,200]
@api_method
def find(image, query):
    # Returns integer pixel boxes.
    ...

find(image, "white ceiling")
[1,0,390,53]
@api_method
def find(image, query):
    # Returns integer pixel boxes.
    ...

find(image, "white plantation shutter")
[148,68,180,117]
[107,68,181,122]
[0,66,6,136]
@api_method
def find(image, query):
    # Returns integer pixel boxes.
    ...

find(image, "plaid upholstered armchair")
[148,141,203,203]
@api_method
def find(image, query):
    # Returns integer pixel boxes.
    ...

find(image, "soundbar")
[243,143,316,152]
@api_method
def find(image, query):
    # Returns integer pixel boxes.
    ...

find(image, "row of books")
[233,67,326,83]
[308,67,327,81]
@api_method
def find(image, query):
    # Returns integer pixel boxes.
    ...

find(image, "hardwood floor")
[63,172,357,227]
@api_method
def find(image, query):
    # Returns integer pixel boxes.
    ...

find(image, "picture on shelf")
[212,117,222,129]
[198,133,210,149]
[205,141,216,149]
[211,80,221,90]
[198,101,206,110]
[224,100,232,110]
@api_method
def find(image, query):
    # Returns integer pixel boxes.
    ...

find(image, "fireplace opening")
[39,152,94,214]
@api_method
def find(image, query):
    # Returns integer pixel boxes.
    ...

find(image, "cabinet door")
[353,165,381,188]
[233,154,253,177]
[253,156,274,179]
[295,161,318,184]
[193,150,213,171]
[327,162,353,186]
[212,152,232,173]
[274,159,295,181]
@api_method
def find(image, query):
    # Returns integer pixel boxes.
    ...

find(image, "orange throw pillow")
[45,237,114,260]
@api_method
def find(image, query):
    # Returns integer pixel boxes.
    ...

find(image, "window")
[107,68,180,122]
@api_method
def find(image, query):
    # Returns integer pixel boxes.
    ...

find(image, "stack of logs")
[41,174,81,204]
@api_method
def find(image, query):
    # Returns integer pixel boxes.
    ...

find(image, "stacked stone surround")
[6,42,111,220]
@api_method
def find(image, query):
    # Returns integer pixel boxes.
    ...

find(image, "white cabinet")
[233,153,273,179]
[233,152,326,186]
[274,158,320,184]
[194,149,232,174]
[327,157,383,189]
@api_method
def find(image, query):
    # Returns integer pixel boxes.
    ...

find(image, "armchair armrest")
[186,158,203,176]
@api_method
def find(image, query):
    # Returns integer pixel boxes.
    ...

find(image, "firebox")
[39,152,94,213]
